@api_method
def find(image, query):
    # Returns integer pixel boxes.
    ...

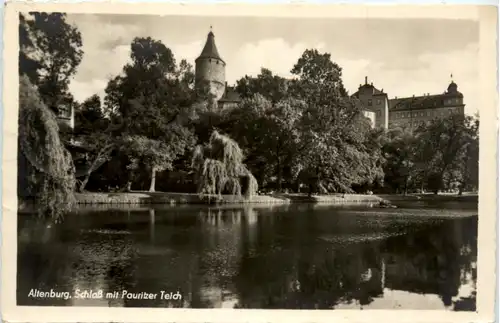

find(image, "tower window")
[368,99,372,106]
[376,99,382,105]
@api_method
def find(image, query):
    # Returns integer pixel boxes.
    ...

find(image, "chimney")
[395,96,398,99]
[371,82,373,86]
[365,76,368,85]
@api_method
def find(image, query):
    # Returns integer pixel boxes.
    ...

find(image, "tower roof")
[196,30,225,63]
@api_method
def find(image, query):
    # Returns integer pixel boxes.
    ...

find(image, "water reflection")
[17,204,477,310]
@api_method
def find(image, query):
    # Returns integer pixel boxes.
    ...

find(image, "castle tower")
[195,28,226,101]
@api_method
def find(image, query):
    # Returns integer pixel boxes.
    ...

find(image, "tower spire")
[196,27,224,63]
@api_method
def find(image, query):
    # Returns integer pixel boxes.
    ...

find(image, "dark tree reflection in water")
[17,203,477,310]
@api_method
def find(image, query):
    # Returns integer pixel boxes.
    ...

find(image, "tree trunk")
[149,168,156,192]
[277,168,282,192]
[79,174,90,193]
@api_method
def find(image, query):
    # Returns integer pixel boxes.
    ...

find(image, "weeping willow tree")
[18,75,76,220]
[192,131,258,200]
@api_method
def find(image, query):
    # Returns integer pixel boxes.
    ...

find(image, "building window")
[58,105,71,118]
[368,99,372,106]
[413,112,417,117]
[449,109,453,115]
[427,111,431,117]
[420,112,424,117]
[407,112,411,117]
[377,111,381,116]
[376,99,382,105]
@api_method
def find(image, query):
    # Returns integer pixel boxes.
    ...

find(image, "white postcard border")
[2,3,497,323]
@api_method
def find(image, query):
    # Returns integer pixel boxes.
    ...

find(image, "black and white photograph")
[2,3,497,323]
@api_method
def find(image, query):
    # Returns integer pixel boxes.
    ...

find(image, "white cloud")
[226,38,326,83]
[169,40,204,67]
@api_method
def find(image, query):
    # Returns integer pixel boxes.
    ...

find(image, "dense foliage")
[18,76,76,219]
[19,12,83,117]
[192,131,258,199]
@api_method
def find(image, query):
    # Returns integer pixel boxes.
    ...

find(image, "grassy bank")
[379,193,478,204]
[74,191,385,205]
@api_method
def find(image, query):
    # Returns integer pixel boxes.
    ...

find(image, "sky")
[65,14,480,115]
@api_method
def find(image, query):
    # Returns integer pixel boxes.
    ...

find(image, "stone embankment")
[74,192,385,205]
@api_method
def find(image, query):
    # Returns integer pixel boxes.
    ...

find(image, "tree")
[226,94,305,191]
[382,127,419,194]
[235,68,289,104]
[18,75,75,220]
[414,114,476,194]
[19,13,83,115]
[71,94,117,192]
[451,117,479,194]
[121,135,188,192]
[191,131,258,200]
[289,49,382,193]
[103,37,198,191]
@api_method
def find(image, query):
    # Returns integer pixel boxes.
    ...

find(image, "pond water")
[17,201,478,310]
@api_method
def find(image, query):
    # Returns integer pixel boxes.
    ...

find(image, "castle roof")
[389,93,464,111]
[351,77,388,98]
[196,30,225,64]
[389,94,444,111]
[218,86,241,103]
[389,81,464,111]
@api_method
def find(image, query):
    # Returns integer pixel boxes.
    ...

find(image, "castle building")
[352,77,390,129]
[354,76,465,130]
[57,105,74,131]
[387,79,465,129]
[195,29,241,110]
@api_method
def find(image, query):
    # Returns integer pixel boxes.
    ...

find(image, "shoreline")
[73,192,386,205]
[18,192,478,214]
